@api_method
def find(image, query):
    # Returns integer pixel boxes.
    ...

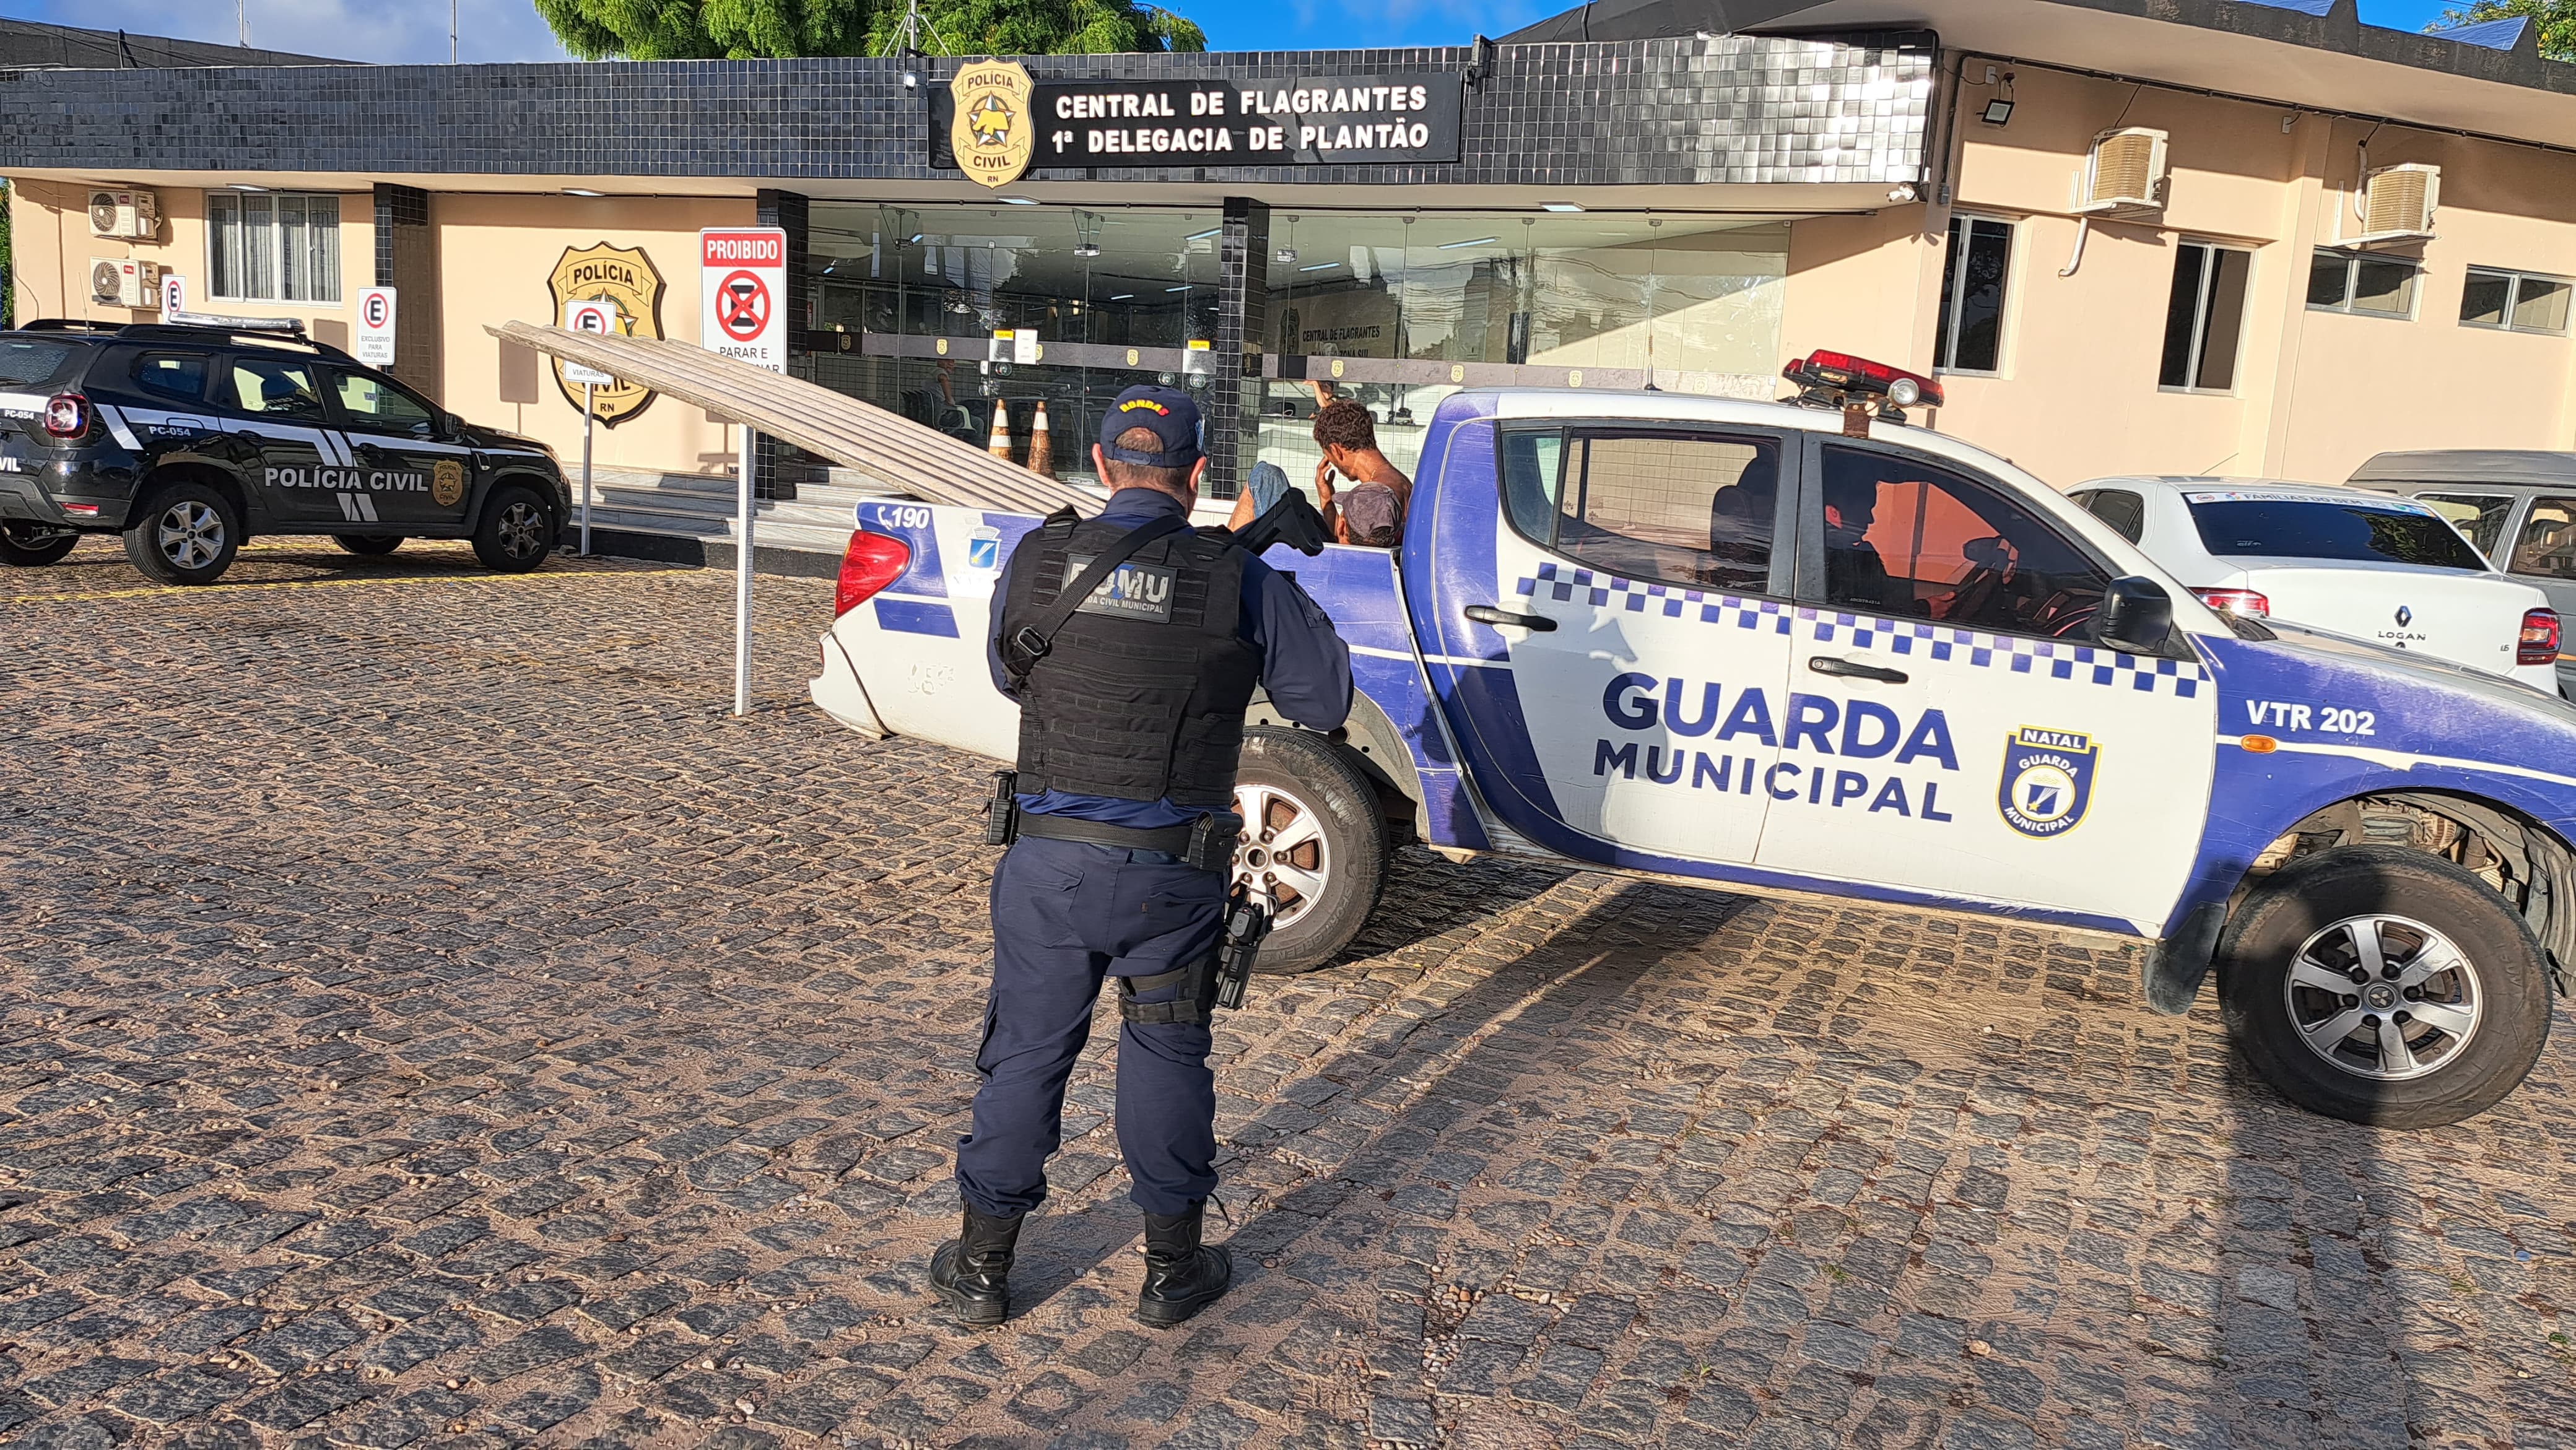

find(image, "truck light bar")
[1782,349,1943,434]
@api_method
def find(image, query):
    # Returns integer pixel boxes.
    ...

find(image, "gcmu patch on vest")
[1063,554,1177,623]
[999,511,1264,809]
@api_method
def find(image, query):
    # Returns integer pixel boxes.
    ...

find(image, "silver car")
[2351,451,2576,697]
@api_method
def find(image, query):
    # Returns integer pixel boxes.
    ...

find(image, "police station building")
[8,0,2576,539]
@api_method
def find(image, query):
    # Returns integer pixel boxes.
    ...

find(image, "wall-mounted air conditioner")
[87,188,160,240]
[90,258,162,308]
[2349,163,2439,245]
[2073,128,2169,219]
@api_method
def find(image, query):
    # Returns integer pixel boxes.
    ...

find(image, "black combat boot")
[928,1205,1024,1326]
[1135,1200,1233,1328]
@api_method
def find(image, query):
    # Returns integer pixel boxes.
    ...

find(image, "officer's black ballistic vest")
[998,510,1263,809]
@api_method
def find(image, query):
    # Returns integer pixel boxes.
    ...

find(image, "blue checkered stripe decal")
[1513,562,2209,699]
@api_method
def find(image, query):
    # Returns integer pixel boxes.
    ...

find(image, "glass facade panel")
[804,204,1788,493]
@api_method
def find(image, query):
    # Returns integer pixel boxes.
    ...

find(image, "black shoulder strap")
[1006,513,1191,676]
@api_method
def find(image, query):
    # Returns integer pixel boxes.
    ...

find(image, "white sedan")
[2070,476,2561,694]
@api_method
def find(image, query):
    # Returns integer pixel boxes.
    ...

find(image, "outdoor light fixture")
[1982,98,2014,126]
[1185,227,1220,241]
[1164,285,1188,292]
[1541,202,1585,212]
[901,71,918,89]
[562,188,606,197]
[1111,293,1134,300]
[227,183,269,192]
[998,196,1038,205]
[1437,237,1499,250]
[1299,261,1339,272]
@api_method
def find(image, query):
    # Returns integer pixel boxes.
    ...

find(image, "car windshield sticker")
[2182,489,2434,515]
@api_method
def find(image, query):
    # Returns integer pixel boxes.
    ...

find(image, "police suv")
[815,352,2576,1129]
[0,316,568,584]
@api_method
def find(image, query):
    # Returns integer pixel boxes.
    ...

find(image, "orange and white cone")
[1027,401,1055,477]
[986,399,1013,462]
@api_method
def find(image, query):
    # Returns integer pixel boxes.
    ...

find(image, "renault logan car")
[2071,475,2559,695]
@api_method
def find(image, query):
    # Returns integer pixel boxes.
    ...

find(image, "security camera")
[1887,183,1919,203]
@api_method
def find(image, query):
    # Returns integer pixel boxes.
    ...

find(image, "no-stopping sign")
[700,228,787,373]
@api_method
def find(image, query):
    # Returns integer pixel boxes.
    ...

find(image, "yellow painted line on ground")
[2,568,658,607]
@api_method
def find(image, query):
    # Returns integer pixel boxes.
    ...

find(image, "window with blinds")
[207,192,341,304]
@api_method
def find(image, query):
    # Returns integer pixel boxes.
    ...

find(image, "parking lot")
[2,537,2574,1450]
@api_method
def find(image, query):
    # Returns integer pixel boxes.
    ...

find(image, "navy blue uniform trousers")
[956,835,1228,1220]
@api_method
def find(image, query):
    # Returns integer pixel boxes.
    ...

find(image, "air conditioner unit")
[2073,128,2169,219]
[2351,162,2439,244]
[90,258,162,308]
[86,188,160,241]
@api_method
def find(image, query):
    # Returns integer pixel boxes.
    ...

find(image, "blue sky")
[0,0,2472,62]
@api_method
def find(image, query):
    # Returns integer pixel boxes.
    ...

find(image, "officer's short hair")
[1101,427,1192,493]
[1312,399,1377,454]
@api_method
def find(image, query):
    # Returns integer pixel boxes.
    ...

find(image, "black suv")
[0,317,569,585]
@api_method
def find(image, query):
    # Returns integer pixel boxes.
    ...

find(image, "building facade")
[6,0,2574,500]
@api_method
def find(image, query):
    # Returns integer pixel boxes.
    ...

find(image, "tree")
[535,0,1204,59]
[2429,0,2575,61]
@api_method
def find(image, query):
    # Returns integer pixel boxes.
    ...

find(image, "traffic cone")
[986,399,1014,462]
[1027,402,1055,478]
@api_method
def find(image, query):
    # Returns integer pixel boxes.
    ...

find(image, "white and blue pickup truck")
[814,360,2576,1129]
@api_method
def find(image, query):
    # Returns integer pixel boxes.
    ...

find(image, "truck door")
[219,354,348,527]
[1412,416,1797,872]
[1748,439,2218,934]
[320,364,472,532]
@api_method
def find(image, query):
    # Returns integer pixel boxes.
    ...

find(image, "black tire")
[2216,843,2552,1129]
[1232,726,1388,973]
[121,480,241,586]
[471,484,555,573]
[333,534,404,556]
[0,521,79,567]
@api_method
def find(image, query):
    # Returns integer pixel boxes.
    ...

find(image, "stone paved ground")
[4,537,2576,1450]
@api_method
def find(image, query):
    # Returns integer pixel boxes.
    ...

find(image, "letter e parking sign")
[355,286,398,367]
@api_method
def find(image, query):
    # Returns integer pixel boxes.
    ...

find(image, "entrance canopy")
[490,319,1095,516]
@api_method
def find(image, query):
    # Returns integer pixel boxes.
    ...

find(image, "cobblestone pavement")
[4,537,2576,1450]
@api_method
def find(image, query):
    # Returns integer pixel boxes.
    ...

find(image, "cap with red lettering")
[1098,385,1203,468]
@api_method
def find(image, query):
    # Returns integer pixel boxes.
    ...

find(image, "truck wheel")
[0,521,79,566]
[2216,844,2551,1129]
[122,482,240,586]
[472,484,555,573]
[333,534,403,556]
[1233,726,1388,974]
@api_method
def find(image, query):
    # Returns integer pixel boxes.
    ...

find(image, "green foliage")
[534,0,1204,58]
[2429,0,2576,60]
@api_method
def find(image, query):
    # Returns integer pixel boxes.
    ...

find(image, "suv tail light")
[42,393,90,440]
[835,529,912,617]
[2193,588,2270,618]
[2520,607,2560,666]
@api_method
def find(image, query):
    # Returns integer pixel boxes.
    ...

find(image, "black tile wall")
[0,35,1934,189]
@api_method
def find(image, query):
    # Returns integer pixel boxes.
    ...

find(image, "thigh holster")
[1117,953,1216,1025]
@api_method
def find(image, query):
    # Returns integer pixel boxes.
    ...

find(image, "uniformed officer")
[933,385,1352,1329]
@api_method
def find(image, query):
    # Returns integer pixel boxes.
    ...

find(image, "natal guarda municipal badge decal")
[1996,726,2099,839]
[546,242,666,427]
[951,59,1037,190]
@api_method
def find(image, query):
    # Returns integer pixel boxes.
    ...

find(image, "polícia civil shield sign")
[1996,726,2098,839]
[699,228,788,374]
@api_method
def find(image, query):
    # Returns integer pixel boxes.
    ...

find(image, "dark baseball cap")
[1099,385,1203,468]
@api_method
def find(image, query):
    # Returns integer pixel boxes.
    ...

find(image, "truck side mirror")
[2098,575,2175,654]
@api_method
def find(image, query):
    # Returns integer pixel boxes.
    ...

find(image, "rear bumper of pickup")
[808,631,890,738]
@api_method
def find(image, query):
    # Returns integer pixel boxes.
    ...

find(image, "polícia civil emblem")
[949,59,1036,190]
